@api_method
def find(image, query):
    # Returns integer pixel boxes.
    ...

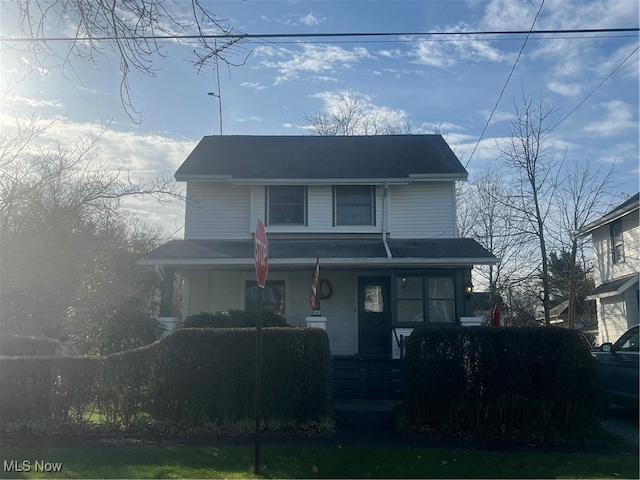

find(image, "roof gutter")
[138,257,500,267]
[382,182,392,259]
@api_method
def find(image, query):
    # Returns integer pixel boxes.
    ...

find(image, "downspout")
[382,182,392,259]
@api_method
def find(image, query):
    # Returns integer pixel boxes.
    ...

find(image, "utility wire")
[464,0,546,168]
[549,45,640,132]
[467,43,639,187]
[1,27,637,43]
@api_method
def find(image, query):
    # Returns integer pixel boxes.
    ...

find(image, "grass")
[0,444,638,479]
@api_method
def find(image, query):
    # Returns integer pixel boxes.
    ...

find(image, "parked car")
[591,325,639,410]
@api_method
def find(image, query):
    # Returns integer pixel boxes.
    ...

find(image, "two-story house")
[577,193,639,345]
[140,135,498,358]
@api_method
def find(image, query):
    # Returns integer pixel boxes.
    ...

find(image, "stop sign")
[254,219,268,288]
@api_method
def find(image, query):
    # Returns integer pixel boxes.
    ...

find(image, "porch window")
[245,281,285,315]
[334,185,375,225]
[395,276,455,324]
[267,186,306,225]
[611,219,624,263]
[397,277,424,322]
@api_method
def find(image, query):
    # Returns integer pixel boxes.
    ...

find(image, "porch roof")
[138,238,498,267]
[586,273,639,300]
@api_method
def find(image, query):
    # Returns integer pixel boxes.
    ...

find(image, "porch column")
[158,267,178,336]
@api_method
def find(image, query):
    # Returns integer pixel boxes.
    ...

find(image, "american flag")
[309,257,320,309]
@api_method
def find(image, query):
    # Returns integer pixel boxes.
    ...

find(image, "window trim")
[266,185,307,226]
[333,185,376,226]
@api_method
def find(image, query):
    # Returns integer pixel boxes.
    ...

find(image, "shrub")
[402,326,603,440]
[0,335,62,356]
[0,356,99,424]
[182,310,288,328]
[1,327,331,432]
[152,328,331,424]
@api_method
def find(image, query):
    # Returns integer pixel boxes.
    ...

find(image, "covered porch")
[139,237,498,357]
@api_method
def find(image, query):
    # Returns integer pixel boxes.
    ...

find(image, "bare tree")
[304,91,412,135]
[549,161,618,328]
[6,0,250,121]
[498,93,562,326]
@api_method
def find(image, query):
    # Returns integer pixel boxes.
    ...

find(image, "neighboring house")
[577,193,639,345]
[140,135,498,358]
[536,299,598,344]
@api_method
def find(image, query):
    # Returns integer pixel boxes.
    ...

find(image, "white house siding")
[182,267,409,356]
[184,183,252,239]
[249,185,384,234]
[591,211,639,285]
[388,182,456,238]
[597,295,631,345]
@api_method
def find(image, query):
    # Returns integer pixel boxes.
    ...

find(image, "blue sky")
[1,0,638,237]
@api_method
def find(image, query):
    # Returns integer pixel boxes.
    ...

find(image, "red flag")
[309,258,320,309]
[491,305,501,327]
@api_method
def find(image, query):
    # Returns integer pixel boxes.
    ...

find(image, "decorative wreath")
[319,279,333,300]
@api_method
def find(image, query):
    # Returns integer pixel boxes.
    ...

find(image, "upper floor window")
[267,186,307,225]
[334,185,375,226]
[610,219,624,263]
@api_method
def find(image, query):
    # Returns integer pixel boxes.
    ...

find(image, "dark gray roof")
[174,135,467,180]
[586,273,638,299]
[139,238,497,266]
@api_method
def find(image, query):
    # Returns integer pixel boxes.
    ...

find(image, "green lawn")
[1,444,637,479]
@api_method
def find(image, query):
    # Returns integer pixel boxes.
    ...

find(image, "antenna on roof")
[207,39,223,135]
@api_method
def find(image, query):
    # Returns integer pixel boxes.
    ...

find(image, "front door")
[358,277,392,356]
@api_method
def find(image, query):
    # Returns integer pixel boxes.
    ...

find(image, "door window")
[364,284,385,313]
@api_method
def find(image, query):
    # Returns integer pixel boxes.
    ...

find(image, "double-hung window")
[267,185,306,225]
[611,219,624,264]
[334,185,375,226]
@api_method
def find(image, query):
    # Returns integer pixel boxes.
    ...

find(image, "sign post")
[253,219,268,476]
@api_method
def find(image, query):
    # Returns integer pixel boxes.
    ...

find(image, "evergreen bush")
[0,327,331,431]
[182,310,288,328]
[402,326,603,440]
[0,335,62,356]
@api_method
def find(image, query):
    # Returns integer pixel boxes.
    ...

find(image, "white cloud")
[240,81,267,91]
[411,40,456,68]
[300,11,326,26]
[309,89,410,134]
[4,95,64,109]
[256,45,372,84]
[1,111,194,233]
[583,101,638,138]
[410,25,509,68]
[377,49,402,59]
[237,116,263,123]
[480,110,515,123]
[480,0,537,31]
[547,81,581,97]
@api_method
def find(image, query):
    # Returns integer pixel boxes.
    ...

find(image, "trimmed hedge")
[0,327,332,429]
[0,335,62,356]
[182,310,288,328]
[402,327,603,439]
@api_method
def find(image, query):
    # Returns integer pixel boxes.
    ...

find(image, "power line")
[549,45,640,132]
[466,43,639,187]
[1,27,637,43]
[464,0,546,168]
